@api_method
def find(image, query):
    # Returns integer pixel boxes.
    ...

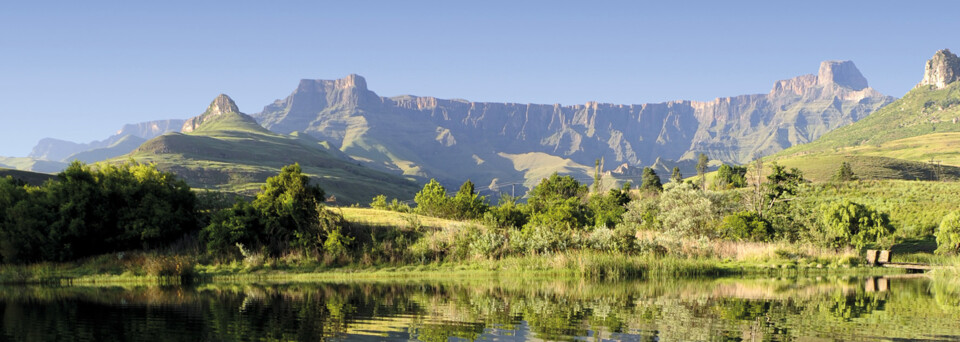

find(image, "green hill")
[0,168,55,186]
[118,94,420,204]
[766,49,960,181]
[0,157,67,173]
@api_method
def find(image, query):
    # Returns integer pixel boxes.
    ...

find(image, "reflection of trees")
[823,290,885,322]
[1,277,960,341]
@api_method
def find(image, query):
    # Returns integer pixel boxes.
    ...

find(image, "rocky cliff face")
[918,49,960,89]
[254,62,893,191]
[182,94,245,132]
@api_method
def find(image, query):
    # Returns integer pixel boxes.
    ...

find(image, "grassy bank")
[2,206,952,285]
[0,247,911,286]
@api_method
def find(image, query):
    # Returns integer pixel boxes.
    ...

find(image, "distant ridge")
[254,61,892,192]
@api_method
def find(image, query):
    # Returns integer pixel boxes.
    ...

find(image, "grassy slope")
[782,82,960,153]
[758,83,960,181]
[0,157,68,173]
[797,180,960,236]
[119,112,420,204]
[65,134,147,163]
[0,167,56,186]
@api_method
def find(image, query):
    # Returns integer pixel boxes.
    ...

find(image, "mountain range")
[251,61,892,192]
[3,58,904,199]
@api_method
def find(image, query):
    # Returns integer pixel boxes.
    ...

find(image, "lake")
[1,275,958,341]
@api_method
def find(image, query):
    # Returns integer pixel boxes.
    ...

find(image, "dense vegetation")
[0,162,197,263]
[1,158,959,282]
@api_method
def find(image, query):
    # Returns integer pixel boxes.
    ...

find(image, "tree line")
[1,157,958,266]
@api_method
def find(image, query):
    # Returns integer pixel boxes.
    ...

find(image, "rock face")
[28,119,184,162]
[182,94,243,132]
[818,60,869,90]
[254,62,893,191]
[918,49,960,89]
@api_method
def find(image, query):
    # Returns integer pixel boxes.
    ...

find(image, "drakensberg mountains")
[771,49,960,181]
[6,58,898,197]
[253,61,891,192]
[115,94,419,204]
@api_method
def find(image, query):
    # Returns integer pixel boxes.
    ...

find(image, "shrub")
[511,225,573,254]
[718,211,772,242]
[619,195,661,231]
[936,211,960,255]
[469,229,508,258]
[588,188,631,228]
[714,164,747,189]
[144,254,196,281]
[414,179,450,218]
[450,180,488,220]
[640,167,663,192]
[370,195,388,210]
[658,182,724,238]
[820,200,895,249]
[483,195,528,229]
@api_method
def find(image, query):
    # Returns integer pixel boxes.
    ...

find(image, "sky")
[1,0,958,157]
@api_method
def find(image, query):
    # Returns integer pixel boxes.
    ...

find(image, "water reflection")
[1,276,958,341]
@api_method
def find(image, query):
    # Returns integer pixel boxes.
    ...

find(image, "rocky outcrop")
[818,60,869,90]
[182,94,247,133]
[918,49,960,89]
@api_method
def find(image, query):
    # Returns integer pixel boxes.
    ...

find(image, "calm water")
[1,275,958,341]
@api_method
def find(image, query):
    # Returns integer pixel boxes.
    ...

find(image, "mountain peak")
[297,74,368,92]
[918,49,960,89]
[818,60,868,90]
[206,94,240,116]
[182,94,262,133]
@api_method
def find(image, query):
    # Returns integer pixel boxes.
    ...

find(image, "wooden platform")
[866,249,951,271]
[881,262,941,271]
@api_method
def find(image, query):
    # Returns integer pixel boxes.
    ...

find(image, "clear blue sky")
[1,1,957,157]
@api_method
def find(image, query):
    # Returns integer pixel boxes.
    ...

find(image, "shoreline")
[1,255,913,286]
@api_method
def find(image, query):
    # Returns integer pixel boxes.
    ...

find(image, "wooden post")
[878,250,891,264]
[866,250,878,266]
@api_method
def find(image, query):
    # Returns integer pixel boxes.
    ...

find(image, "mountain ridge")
[254,61,893,192]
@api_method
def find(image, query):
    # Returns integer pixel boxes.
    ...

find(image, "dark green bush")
[718,211,772,242]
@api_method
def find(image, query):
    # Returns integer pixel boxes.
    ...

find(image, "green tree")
[201,200,263,261]
[714,164,747,189]
[0,177,50,263]
[414,179,450,218]
[592,158,604,193]
[526,173,589,230]
[748,162,805,220]
[658,182,724,238]
[370,195,388,210]
[0,161,197,263]
[696,153,709,190]
[450,179,488,220]
[483,194,528,229]
[252,163,325,256]
[588,188,631,228]
[820,200,894,249]
[640,167,663,193]
[936,211,960,255]
[718,211,771,241]
[833,161,858,182]
[670,167,683,183]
